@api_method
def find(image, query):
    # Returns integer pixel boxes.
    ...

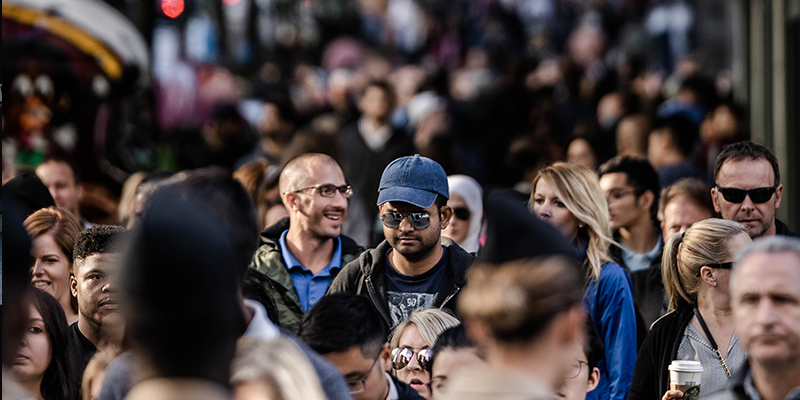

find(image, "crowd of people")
[3,2,800,400]
[3,135,800,400]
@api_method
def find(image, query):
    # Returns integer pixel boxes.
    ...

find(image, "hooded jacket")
[248,218,365,334]
[328,237,474,328]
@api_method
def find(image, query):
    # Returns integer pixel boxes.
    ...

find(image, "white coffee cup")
[668,360,703,399]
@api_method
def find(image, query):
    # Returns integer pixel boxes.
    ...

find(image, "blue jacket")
[582,254,638,400]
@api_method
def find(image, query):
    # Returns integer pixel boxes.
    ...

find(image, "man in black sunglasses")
[330,155,474,329]
[711,141,796,239]
[249,153,366,334]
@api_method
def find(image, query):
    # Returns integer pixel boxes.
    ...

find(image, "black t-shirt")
[70,321,98,380]
[385,246,448,328]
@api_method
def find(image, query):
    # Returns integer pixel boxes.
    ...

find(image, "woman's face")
[31,233,73,307]
[395,325,432,399]
[12,304,52,384]
[442,194,470,246]
[532,179,580,241]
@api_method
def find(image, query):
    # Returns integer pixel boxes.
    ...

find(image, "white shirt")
[242,299,280,342]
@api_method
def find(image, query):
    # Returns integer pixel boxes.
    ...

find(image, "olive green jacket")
[248,218,366,334]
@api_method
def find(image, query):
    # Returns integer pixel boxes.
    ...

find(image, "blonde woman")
[529,162,637,400]
[389,309,460,400]
[628,219,751,400]
[231,336,326,400]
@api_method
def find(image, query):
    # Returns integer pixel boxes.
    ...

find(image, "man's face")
[35,160,82,216]
[556,339,600,400]
[287,161,349,240]
[660,196,714,239]
[599,172,649,231]
[429,347,484,398]
[71,253,122,329]
[712,159,782,238]
[380,201,450,262]
[732,252,800,367]
[323,345,391,400]
[359,86,391,121]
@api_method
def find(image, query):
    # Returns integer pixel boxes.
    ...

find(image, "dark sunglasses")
[452,207,471,221]
[716,186,776,204]
[696,261,734,277]
[290,184,353,198]
[381,212,431,230]
[391,347,433,371]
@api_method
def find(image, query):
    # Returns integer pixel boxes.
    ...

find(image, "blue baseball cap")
[377,155,449,208]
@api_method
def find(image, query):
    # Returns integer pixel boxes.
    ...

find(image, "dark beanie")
[476,190,575,264]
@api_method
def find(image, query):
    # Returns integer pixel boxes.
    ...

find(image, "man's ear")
[775,184,783,210]
[638,190,655,212]
[711,187,722,213]
[586,367,601,392]
[284,192,299,211]
[70,273,78,297]
[380,342,392,372]
[440,205,453,229]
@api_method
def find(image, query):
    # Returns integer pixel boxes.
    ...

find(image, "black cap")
[477,190,575,264]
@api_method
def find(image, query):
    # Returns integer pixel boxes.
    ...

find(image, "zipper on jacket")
[440,285,461,308]
[365,276,392,326]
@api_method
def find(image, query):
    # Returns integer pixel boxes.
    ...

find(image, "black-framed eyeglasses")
[452,207,471,221]
[696,261,734,277]
[566,360,590,379]
[290,184,353,198]
[716,186,776,204]
[346,351,382,395]
[381,211,431,230]
[391,347,434,371]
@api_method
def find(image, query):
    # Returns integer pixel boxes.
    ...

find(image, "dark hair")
[582,318,603,371]
[364,80,397,110]
[298,293,388,358]
[31,289,76,400]
[435,194,448,210]
[597,155,661,223]
[713,141,780,186]
[40,155,82,184]
[160,167,259,283]
[658,178,717,222]
[430,325,481,372]
[652,113,699,157]
[121,185,245,384]
[73,225,128,262]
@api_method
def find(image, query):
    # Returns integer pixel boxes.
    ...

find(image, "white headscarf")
[446,175,483,253]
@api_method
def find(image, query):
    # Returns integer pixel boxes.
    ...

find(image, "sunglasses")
[452,207,471,221]
[696,261,734,277]
[381,211,431,230]
[391,347,433,371]
[290,184,353,198]
[716,186,776,204]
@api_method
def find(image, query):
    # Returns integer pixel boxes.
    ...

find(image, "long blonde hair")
[530,162,615,282]
[662,218,746,311]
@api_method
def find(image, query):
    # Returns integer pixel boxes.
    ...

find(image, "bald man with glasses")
[248,153,366,334]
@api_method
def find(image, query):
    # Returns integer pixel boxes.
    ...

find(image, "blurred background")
[3,0,799,228]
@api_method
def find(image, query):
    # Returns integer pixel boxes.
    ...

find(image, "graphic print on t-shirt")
[387,291,434,327]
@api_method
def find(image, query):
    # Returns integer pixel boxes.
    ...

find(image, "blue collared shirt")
[279,230,342,312]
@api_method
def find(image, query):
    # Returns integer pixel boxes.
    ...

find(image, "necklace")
[693,307,733,379]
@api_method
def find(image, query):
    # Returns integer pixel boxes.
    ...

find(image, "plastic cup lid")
[668,360,704,372]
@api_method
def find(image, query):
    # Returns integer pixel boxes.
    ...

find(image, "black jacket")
[328,237,474,328]
[391,375,427,400]
[627,306,694,400]
[776,219,799,237]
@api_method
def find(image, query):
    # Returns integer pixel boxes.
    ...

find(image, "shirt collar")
[279,230,343,275]
[386,373,399,400]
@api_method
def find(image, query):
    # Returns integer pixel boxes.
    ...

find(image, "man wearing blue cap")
[329,155,474,328]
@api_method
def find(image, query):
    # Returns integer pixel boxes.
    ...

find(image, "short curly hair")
[73,225,128,263]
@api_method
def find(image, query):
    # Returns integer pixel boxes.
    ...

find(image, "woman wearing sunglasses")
[442,175,483,254]
[628,219,751,400]
[530,162,637,400]
[389,309,460,399]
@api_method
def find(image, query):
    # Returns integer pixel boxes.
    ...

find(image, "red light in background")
[223,0,242,5]
[161,0,184,18]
